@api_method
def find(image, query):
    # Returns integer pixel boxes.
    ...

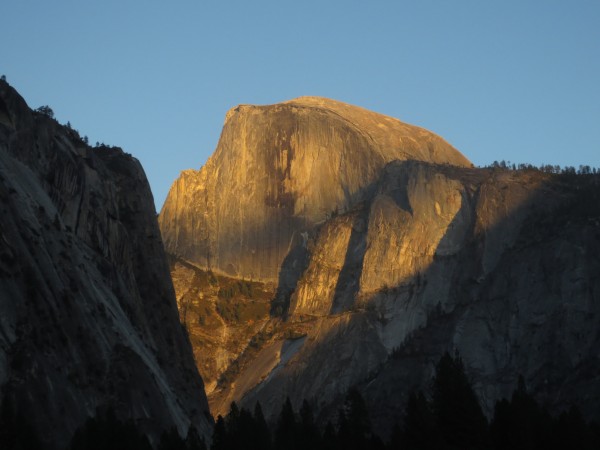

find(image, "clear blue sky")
[2,1,599,210]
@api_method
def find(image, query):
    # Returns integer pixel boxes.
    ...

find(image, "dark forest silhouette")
[208,353,600,450]
[1,352,598,449]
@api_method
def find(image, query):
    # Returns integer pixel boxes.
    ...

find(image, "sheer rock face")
[235,163,600,432]
[158,97,471,282]
[0,81,212,448]
[159,95,599,431]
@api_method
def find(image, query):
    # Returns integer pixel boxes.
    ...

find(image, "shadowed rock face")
[0,81,212,448]
[226,162,600,433]
[159,97,471,282]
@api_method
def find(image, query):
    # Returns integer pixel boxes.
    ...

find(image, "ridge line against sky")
[2,1,599,210]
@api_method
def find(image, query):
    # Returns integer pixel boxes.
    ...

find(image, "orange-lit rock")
[160,97,600,434]
[159,97,470,282]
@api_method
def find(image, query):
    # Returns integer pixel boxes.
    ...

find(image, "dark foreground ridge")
[0,80,212,448]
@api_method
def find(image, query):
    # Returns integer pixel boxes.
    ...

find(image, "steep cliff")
[0,81,212,448]
[234,162,600,433]
[159,97,471,282]
[159,97,600,431]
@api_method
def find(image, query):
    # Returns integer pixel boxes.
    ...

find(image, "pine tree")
[321,421,338,450]
[490,378,600,450]
[184,426,207,450]
[236,407,255,450]
[337,388,373,450]
[431,352,488,449]
[0,397,43,450]
[158,427,186,450]
[274,398,298,450]
[554,406,594,450]
[252,402,272,450]
[401,390,437,449]
[210,416,228,450]
[225,402,242,450]
[490,376,553,450]
[69,408,151,450]
[298,400,320,450]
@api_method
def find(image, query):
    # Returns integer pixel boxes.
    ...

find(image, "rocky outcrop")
[159,97,471,282]
[159,96,599,432]
[235,162,600,433]
[168,255,274,397]
[0,80,212,448]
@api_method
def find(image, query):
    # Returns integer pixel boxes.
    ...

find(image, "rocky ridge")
[160,97,600,432]
[0,81,212,448]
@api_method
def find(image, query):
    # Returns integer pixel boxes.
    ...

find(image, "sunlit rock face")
[0,80,212,449]
[158,97,471,282]
[167,255,275,397]
[159,96,600,434]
